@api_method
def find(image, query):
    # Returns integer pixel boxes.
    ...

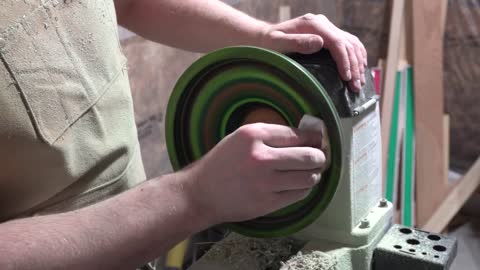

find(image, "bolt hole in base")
[428,234,441,241]
[433,245,447,252]
[409,249,416,252]
[394,245,402,249]
[407,239,420,245]
[399,228,412,234]
[422,252,427,255]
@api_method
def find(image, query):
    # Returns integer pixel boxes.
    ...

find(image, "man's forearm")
[115,0,269,52]
[0,171,206,270]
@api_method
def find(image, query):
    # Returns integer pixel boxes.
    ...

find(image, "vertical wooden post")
[411,0,449,227]
[278,5,291,22]
[381,0,405,190]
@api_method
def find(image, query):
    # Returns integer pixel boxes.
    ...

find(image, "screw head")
[360,218,370,228]
[379,198,388,207]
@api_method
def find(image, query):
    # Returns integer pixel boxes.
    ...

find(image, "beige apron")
[0,0,146,221]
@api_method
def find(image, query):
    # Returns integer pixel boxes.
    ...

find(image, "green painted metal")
[386,71,402,203]
[165,46,343,237]
[402,67,415,226]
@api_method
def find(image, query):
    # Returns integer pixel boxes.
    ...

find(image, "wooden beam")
[411,0,449,227]
[423,157,480,233]
[440,0,448,34]
[278,5,291,22]
[381,0,405,190]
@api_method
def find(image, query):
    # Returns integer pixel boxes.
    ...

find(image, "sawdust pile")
[202,234,303,270]
[279,251,337,270]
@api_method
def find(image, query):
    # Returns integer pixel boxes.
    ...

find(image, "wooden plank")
[278,5,291,22]
[381,0,405,191]
[423,157,480,233]
[440,0,448,34]
[411,0,449,227]
[401,0,414,63]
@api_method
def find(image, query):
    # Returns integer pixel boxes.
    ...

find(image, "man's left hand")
[260,14,367,92]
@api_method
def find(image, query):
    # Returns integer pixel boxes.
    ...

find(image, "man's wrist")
[161,168,213,233]
[254,20,273,49]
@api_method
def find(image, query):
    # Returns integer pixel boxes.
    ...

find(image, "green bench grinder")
[165,46,457,270]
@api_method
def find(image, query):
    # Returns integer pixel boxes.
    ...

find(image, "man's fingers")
[252,123,323,148]
[267,31,324,54]
[344,31,367,67]
[360,41,368,67]
[356,36,368,67]
[354,44,366,84]
[268,170,322,192]
[268,146,326,171]
[346,43,361,92]
[274,188,312,208]
[344,32,366,85]
[329,40,352,82]
[264,13,367,92]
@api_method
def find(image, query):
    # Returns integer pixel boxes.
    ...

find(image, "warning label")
[351,105,382,222]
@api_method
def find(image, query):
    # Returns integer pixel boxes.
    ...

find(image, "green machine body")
[165,46,381,238]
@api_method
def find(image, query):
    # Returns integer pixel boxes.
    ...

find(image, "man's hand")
[261,14,367,92]
[182,123,326,225]
[116,1,366,91]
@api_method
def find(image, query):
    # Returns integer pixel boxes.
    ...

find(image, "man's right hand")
[181,123,327,226]
[0,122,326,269]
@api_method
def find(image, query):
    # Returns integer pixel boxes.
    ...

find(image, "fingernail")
[354,79,361,91]
[312,173,322,184]
[364,60,368,67]
[360,73,366,85]
[346,69,352,81]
